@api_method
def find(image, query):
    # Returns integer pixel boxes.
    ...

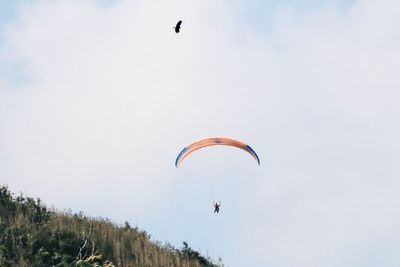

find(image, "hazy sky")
[1,1,400,266]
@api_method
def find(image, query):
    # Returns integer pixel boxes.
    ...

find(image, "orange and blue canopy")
[175,137,260,167]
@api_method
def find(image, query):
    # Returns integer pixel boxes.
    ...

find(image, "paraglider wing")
[175,137,260,167]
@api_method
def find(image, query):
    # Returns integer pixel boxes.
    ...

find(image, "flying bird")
[174,20,182,33]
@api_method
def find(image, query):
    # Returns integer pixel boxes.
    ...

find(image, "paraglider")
[213,201,221,213]
[175,137,260,167]
[175,137,259,214]
[174,20,182,33]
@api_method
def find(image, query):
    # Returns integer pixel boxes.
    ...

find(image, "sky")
[1,0,400,266]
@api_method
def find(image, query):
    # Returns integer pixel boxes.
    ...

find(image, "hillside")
[0,185,222,266]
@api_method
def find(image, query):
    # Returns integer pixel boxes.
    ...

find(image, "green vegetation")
[0,185,222,266]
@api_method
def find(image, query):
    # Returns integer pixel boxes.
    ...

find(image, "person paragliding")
[175,137,259,213]
[213,201,221,213]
